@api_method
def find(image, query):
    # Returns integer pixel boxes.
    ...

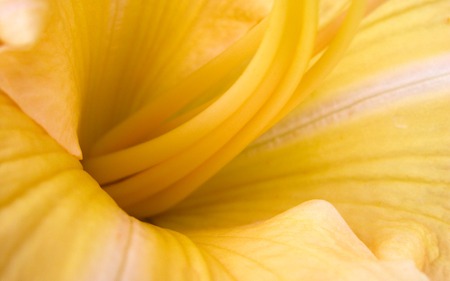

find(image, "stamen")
[104,0,317,206]
[271,0,371,125]
[82,0,382,217]
[126,0,370,217]
[83,2,287,184]
[91,0,386,156]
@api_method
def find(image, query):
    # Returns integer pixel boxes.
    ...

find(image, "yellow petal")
[187,200,427,281]
[0,90,145,279]
[0,91,427,280]
[154,0,450,279]
[0,0,82,156]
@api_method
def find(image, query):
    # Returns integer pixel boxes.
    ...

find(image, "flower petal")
[0,92,121,279]
[187,200,428,281]
[0,0,81,156]
[154,0,450,279]
[0,91,427,280]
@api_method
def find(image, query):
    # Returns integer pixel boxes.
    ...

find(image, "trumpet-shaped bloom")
[1,0,449,280]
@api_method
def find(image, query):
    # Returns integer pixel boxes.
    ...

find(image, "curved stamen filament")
[83,0,290,184]
[89,0,387,158]
[125,0,370,217]
[103,0,318,208]
[82,0,379,218]
[88,19,268,157]
[272,0,386,124]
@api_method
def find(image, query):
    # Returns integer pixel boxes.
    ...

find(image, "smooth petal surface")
[0,0,271,156]
[154,0,450,279]
[0,91,428,281]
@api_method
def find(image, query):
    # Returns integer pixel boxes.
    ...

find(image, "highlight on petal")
[0,0,48,48]
[154,0,450,279]
[0,91,427,281]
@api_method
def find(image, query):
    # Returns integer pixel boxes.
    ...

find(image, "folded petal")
[0,89,150,280]
[0,0,81,155]
[154,0,450,279]
[187,200,427,281]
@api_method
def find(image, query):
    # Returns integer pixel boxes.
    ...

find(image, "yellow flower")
[1,0,449,280]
